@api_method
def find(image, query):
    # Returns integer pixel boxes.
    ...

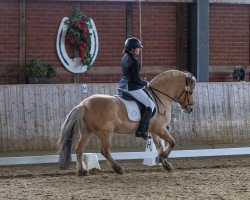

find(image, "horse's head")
[149,70,196,114]
[175,72,196,114]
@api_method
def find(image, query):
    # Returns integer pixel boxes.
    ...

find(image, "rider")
[118,37,155,139]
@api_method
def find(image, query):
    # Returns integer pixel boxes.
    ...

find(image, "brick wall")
[0,1,187,84]
[0,1,249,84]
[0,0,19,84]
[209,4,250,82]
[133,3,177,67]
[25,1,127,83]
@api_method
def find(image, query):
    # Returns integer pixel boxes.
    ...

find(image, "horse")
[58,70,196,176]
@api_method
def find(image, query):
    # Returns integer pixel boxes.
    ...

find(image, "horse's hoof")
[162,160,174,172]
[76,170,90,176]
[115,167,125,175]
[166,163,174,172]
[156,156,164,164]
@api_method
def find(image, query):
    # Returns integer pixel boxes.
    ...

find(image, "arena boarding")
[0,82,249,169]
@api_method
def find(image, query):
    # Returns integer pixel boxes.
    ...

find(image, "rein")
[149,77,194,115]
[149,87,177,116]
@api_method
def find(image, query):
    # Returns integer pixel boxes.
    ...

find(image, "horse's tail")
[58,104,86,169]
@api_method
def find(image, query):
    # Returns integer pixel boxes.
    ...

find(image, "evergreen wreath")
[64,5,92,67]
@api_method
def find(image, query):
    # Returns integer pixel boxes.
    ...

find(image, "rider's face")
[133,48,141,55]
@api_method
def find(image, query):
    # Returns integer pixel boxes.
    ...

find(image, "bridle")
[149,76,196,115]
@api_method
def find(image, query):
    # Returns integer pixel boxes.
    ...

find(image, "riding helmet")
[125,37,143,51]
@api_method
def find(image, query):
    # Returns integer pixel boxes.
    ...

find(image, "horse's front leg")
[153,127,175,172]
[151,134,165,164]
[99,133,125,175]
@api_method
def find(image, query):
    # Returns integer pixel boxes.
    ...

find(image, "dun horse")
[58,70,196,176]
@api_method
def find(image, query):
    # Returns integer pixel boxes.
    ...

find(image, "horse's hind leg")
[100,133,125,175]
[75,131,92,176]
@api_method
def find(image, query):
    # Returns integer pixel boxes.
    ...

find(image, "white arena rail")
[0,147,250,166]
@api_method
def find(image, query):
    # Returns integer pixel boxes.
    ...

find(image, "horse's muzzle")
[184,105,193,114]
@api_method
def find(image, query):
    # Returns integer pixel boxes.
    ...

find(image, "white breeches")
[125,89,155,111]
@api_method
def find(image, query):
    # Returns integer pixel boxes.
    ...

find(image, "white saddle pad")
[115,96,141,121]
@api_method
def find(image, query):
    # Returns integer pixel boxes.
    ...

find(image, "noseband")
[149,76,195,115]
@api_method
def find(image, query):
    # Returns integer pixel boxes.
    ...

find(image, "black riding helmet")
[125,37,143,51]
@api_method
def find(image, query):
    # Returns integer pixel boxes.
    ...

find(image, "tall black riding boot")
[135,107,152,140]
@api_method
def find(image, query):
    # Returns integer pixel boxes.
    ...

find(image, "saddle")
[115,88,155,122]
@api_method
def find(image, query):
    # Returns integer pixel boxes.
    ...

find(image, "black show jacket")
[118,50,147,91]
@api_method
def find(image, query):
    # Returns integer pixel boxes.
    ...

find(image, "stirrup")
[135,131,150,140]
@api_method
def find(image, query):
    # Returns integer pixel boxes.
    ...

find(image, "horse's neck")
[149,70,184,97]
[148,86,173,116]
[149,77,183,115]
[150,79,180,100]
[149,70,187,116]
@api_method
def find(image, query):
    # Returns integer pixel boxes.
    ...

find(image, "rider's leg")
[126,89,155,139]
[135,107,152,139]
[126,89,155,111]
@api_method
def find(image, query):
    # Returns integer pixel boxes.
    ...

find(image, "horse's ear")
[190,76,196,83]
[183,70,196,83]
[183,71,196,91]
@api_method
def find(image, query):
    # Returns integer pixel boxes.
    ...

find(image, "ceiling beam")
[210,0,250,4]
[50,0,195,3]
[50,0,250,4]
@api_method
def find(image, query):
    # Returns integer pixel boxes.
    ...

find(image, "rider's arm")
[131,59,147,86]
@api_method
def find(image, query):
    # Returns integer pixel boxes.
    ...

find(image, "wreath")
[64,5,92,67]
